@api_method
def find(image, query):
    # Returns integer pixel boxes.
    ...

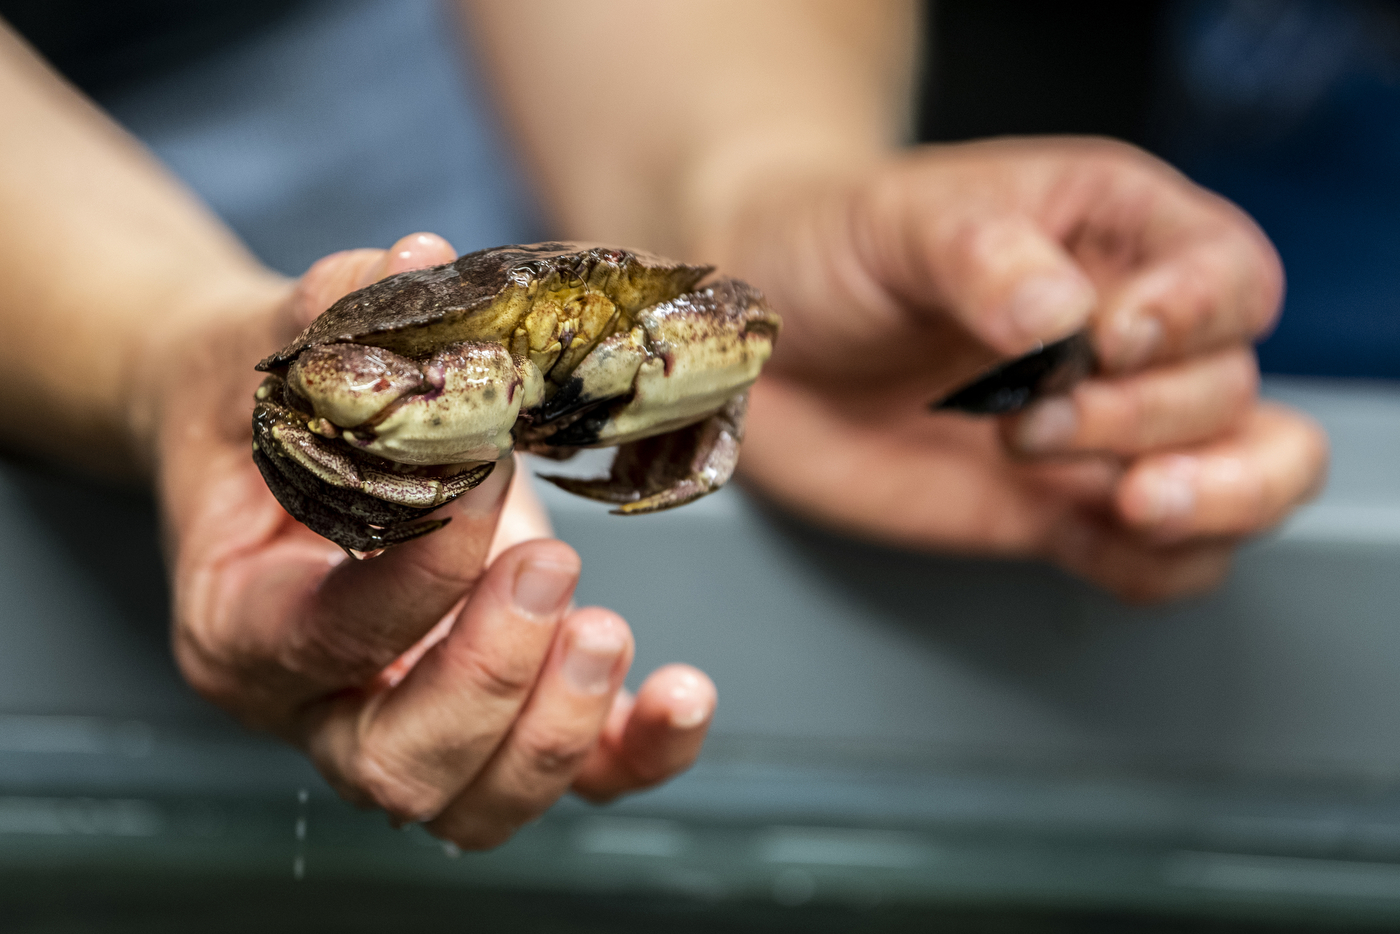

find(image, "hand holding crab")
[161,235,717,847]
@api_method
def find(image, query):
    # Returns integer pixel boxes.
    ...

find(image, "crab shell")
[251,242,780,552]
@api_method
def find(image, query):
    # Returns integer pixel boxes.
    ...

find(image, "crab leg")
[538,393,747,514]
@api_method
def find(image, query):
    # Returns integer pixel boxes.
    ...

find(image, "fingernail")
[1105,312,1163,371]
[668,674,713,729]
[513,560,575,616]
[563,621,626,694]
[1012,396,1078,454]
[1137,456,1199,525]
[1007,273,1096,344]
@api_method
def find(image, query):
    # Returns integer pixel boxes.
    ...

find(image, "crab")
[251,242,780,553]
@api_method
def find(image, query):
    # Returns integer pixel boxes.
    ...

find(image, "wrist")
[676,125,884,265]
[126,265,290,477]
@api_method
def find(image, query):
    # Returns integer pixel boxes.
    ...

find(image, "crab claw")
[540,280,778,449]
[287,341,543,465]
[252,386,497,552]
[538,394,747,514]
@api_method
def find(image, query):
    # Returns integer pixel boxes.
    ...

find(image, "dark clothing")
[922,0,1400,381]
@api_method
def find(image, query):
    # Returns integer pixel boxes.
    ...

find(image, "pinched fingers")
[1116,402,1329,543]
[303,538,581,823]
[1006,346,1258,457]
[427,608,636,849]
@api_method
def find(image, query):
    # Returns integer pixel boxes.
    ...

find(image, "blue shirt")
[1160,0,1400,379]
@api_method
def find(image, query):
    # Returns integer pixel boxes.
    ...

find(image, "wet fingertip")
[384,232,458,275]
[642,666,714,731]
[668,681,715,730]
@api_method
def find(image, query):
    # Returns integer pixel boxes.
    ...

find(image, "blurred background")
[1,0,1398,930]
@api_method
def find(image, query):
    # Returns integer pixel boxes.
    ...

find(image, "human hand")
[154,234,716,846]
[697,138,1328,601]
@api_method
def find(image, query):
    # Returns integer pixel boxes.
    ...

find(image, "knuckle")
[948,214,1031,282]
[448,647,538,702]
[943,216,992,275]
[279,622,392,687]
[171,631,225,696]
[345,743,451,823]
[1082,136,1152,166]
[478,789,551,832]
[428,805,524,851]
[171,626,262,714]
[516,726,596,778]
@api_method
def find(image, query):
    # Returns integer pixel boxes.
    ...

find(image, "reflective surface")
[1,378,1398,929]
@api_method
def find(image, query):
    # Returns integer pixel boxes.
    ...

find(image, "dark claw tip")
[932,331,1095,415]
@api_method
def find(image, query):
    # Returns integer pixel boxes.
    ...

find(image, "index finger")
[1089,194,1283,373]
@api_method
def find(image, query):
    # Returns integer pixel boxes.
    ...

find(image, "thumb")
[882,211,1097,356]
[278,232,459,340]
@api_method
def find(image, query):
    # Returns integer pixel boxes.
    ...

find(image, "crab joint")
[290,341,529,465]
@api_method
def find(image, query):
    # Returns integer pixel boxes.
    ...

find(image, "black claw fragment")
[933,330,1095,415]
[251,388,490,551]
[251,444,450,552]
[538,394,747,515]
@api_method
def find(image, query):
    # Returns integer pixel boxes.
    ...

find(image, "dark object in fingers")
[933,331,1094,415]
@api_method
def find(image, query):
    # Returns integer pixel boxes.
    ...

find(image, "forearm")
[460,0,918,256]
[0,23,282,476]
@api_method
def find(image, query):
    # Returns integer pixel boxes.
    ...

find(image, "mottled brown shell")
[258,242,712,371]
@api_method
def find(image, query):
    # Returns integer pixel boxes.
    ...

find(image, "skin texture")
[464,0,1329,602]
[0,25,714,848]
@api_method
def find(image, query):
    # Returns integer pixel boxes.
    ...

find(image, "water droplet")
[293,787,309,880]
